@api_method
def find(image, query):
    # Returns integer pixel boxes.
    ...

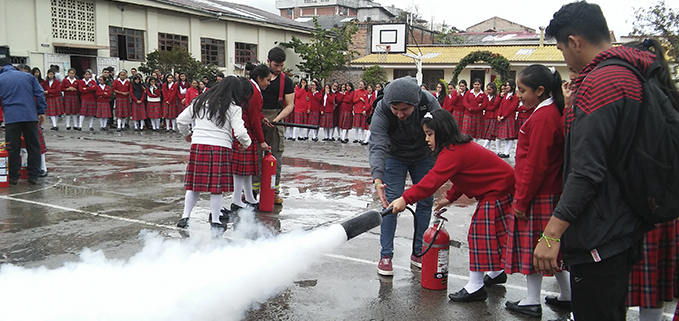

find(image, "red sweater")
[146,85,161,101]
[516,103,534,120]
[244,81,266,144]
[112,78,130,100]
[177,80,189,100]
[402,142,515,205]
[94,84,111,104]
[453,90,466,112]
[61,77,80,97]
[162,82,178,105]
[442,93,459,113]
[463,90,487,115]
[294,87,309,113]
[484,94,501,119]
[79,78,97,102]
[513,101,564,212]
[498,93,519,119]
[42,79,62,98]
[365,93,375,115]
[338,91,354,113]
[322,92,335,113]
[185,87,199,107]
[309,90,323,112]
[352,88,367,114]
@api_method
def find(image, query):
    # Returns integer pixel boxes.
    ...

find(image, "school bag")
[598,58,679,223]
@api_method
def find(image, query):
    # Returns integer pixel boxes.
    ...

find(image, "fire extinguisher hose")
[382,206,441,258]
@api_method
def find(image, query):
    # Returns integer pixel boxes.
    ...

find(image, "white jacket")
[177,102,251,149]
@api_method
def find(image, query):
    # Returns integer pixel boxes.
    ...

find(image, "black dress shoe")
[361,141,369,145]
[66,126,71,130]
[448,286,488,302]
[230,203,244,211]
[505,300,542,318]
[90,127,94,131]
[39,170,48,177]
[312,137,318,142]
[353,139,358,143]
[545,295,571,309]
[484,271,507,286]
[176,217,189,228]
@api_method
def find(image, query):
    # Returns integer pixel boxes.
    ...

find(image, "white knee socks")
[165,119,171,130]
[182,190,199,219]
[232,175,247,208]
[495,139,501,152]
[172,119,177,130]
[209,194,222,224]
[554,271,571,301]
[40,154,47,171]
[117,119,122,129]
[364,130,371,143]
[504,139,514,156]
[89,117,94,129]
[243,175,257,204]
[638,308,664,321]
[50,116,58,127]
[65,115,71,128]
[464,271,485,293]
[99,118,107,128]
[293,127,299,139]
[72,115,78,127]
[481,139,490,149]
[520,273,543,306]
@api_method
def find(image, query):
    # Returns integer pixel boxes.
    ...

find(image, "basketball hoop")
[376,44,391,63]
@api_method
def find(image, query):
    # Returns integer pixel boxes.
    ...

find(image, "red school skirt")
[231,139,259,177]
[468,194,512,272]
[95,101,111,118]
[163,100,179,119]
[38,126,47,154]
[352,113,365,128]
[63,95,80,115]
[462,113,484,138]
[46,96,64,116]
[293,111,307,125]
[320,112,333,128]
[496,116,517,140]
[338,111,353,130]
[131,100,147,121]
[479,118,499,141]
[115,96,131,118]
[307,111,320,126]
[146,101,161,119]
[79,100,96,117]
[452,110,464,127]
[184,144,233,193]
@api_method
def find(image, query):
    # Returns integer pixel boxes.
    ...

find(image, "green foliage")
[451,51,511,85]
[632,0,678,73]
[437,27,464,45]
[280,17,359,81]
[395,5,428,29]
[361,65,388,87]
[138,48,220,82]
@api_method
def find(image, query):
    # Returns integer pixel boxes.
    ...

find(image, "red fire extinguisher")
[259,151,277,212]
[0,142,8,188]
[421,209,450,290]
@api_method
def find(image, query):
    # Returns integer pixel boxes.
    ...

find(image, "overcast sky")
[224,0,679,37]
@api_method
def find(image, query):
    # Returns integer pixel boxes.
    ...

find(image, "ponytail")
[551,69,565,113]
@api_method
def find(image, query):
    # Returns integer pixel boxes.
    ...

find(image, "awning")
[52,43,110,50]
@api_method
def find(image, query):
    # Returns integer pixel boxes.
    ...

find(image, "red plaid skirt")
[294,111,307,125]
[516,117,529,136]
[131,101,147,121]
[232,140,259,177]
[320,112,334,128]
[363,112,371,130]
[163,100,179,119]
[626,220,678,308]
[352,113,365,128]
[468,194,512,272]
[339,111,353,130]
[147,102,161,119]
[79,101,96,117]
[480,119,499,140]
[46,96,63,116]
[96,101,111,118]
[115,97,131,118]
[307,111,320,126]
[497,117,517,139]
[504,194,560,275]
[462,113,484,138]
[63,95,80,115]
[184,144,233,193]
[38,126,47,154]
[284,112,294,124]
[452,110,464,127]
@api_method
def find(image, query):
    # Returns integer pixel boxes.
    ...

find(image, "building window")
[10,57,28,65]
[235,42,257,66]
[200,38,225,67]
[158,33,188,52]
[109,27,144,61]
[51,0,95,42]
[286,8,293,16]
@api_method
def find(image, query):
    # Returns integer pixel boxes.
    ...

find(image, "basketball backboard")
[371,23,407,54]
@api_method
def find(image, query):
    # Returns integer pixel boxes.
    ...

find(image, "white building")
[0,0,313,77]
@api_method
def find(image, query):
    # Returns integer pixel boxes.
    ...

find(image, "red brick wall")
[316,6,335,15]
[410,28,436,45]
[348,23,369,58]
[301,8,315,16]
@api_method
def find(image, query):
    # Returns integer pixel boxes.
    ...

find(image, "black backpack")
[599,58,679,223]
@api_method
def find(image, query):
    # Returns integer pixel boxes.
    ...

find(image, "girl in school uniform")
[94,75,112,131]
[61,68,80,131]
[42,69,64,130]
[112,70,131,132]
[162,74,179,132]
[352,80,368,143]
[452,80,467,125]
[176,76,251,233]
[129,75,147,131]
[332,82,342,140]
[479,82,501,150]
[307,80,323,142]
[293,79,309,141]
[78,69,97,131]
[177,72,189,110]
[337,82,354,143]
[515,101,534,137]
[503,65,571,318]
[361,84,376,145]
[199,80,208,94]
[320,84,335,141]
[496,80,519,158]
[185,79,200,108]
[435,81,446,107]
[442,83,459,114]
[146,78,162,131]
[388,109,514,303]
[462,79,487,140]
[230,66,272,212]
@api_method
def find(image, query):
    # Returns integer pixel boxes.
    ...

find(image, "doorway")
[470,70,485,88]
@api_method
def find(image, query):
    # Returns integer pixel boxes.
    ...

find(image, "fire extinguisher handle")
[380,207,393,217]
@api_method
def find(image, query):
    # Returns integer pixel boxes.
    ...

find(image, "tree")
[138,47,220,81]
[632,1,678,70]
[437,27,464,45]
[395,5,428,29]
[280,17,359,81]
[361,65,388,86]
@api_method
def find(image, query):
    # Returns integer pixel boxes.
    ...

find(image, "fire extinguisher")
[0,143,8,188]
[259,151,277,212]
[420,209,450,290]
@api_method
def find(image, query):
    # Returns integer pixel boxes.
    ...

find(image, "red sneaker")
[410,254,422,268]
[377,256,394,276]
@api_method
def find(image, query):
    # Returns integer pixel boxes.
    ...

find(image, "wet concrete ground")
[0,127,675,320]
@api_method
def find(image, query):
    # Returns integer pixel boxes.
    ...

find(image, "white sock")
[554,271,571,301]
[364,130,371,143]
[139,120,144,129]
[495,139,501,152]
[243,176,257,204]
[639,308,664,321]
[50,116,58,127]
[312,129,318,139]
[165,119,170,130]
[486,270,504,278]
[134,121,139,129]
[72,115,79,127]
[65,115,71,127]
[286,127,292,138]
[504,139,514,155]
[519,273,543,306]
[232,175,247,208]
[117,119,122,129]
[89,117,94,128]
[100,118,106,128]
[304,128,309,138]
[342,129,348,140]
[40,154,47,171]
[330,127,335,139]
[182,190,199,219]
[334,127,339,138]
[79,115,85,128]
[359,128,364,141]
[172,119,177,130]
[354,128,359,140]
[209,194,222,224]
[481,139,490,149]
[464,271,485,293]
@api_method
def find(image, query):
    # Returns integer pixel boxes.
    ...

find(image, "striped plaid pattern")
[363,115,371,130]
[63,95,80,115]
[231,141,259,176]
[452,110,464,127]
[462,114,484,138]
[496,117,517,139]
[294,111,307,125]
[479,118,499,140]
[307,111,320,126]
[320,112,334,128]
[163,100,179,119]
[284,112,294,123]
[146,102,161,119]
[38,127,47,154]
[352,113,365,128]
[131,101,147,121]
[338,111,353,130]
[95,101,112,119]
[45,96,64,116]
[115,97,131,118]
[515,117,529,137]
[468,194,512,272]
[504,194,560,275]
[626,220,678,308]
[184,144,233,193]
[79,101,97,117]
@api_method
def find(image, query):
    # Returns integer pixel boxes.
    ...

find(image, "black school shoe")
[484,271,507,286]
[176,217,189,228]
[545,295,572,309]
[448,286,488,302]
[505,300,542,318]
[210,222,226,237]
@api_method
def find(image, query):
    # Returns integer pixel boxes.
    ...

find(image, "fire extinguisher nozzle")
[340,209,382,241]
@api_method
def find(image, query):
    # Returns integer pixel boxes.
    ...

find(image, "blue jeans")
[380,157,434,258]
